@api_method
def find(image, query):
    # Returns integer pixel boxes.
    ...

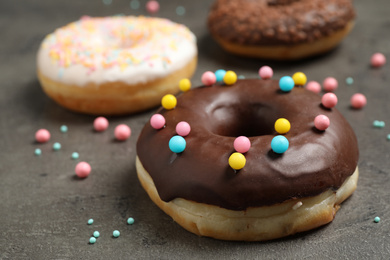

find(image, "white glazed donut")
[37,16,197,115]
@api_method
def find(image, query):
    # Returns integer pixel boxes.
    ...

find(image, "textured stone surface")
[0,0,390,258]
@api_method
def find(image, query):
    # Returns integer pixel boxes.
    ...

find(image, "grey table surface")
[1,0,390,259]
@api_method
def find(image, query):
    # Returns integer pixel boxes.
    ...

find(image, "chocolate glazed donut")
[207,0,356,60]
[136,79,359,241]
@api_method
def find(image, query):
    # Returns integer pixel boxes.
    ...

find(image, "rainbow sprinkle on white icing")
[37,16,197,86]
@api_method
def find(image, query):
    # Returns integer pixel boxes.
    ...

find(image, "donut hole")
[208,103,278,137]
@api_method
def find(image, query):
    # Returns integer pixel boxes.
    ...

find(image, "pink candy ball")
[146,0,159,14]
[323,77,338,92]
[371,53,386,68]
[201,71,217,86]
[75,161,91,178]
[114,124,131,141]
[350,93,367,109]
[94,117,109,132]
[176,121,191,136]
[314,115,330,131]
[150,114,166,129]
[233,136,251,153]
[258,66,273,79]
[322,93,338,108]
[305,81,321,94]
[35,129,51,143]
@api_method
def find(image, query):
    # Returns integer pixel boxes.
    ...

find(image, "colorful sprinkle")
[228,152,246,170]
[35,129,51,143]
[34,148,42,156]
[374,216,381,223]
[305,81,321,94]
[71,152,79,159]
[94,117,109,132]
[176,6,186,16]
[176,121,191,137]
[169,135,186,153]
[314,115,330,131]
[114,124,131,141]
[93,231,100,238]
[373,120,385,128]
[371,53,386,68]
[321,93,338,109]
[223,71,237,85]
[345,77,354,85]
[292,201,303,210]
[161,94,177,110]
[279,76,295,92]
[350,93,367,109]
[274,118,291,134]
[113,230,120,238]
[215,69,226,83]
[323,77,338,92]
[89,237,97,244]
[292,72,307,86]
[60,125,68,133]
[130,0,140,9]
[88,219,94,225]
[233,136,251,153]
[146,0,159,14]
[179,78,191,92]
[127,217,135,225]
[201,71,217,86]
[75,161,91,178]
[258,66,273,79]
[271,135,289,154]
[53,142,62,151]
[150,114,166,129]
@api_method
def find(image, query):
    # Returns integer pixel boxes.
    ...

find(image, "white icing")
[37,16,197,86]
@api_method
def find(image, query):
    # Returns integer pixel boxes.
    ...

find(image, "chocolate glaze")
[208,0,356,45]
[137,79,359,210]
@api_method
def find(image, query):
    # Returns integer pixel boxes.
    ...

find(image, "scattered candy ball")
[93,231,100,238]
[34,148,42,156]
[292,72,307,86]
[271,135,289,154]
[127,217,135,225]
[215,69,226,83]
[176,5,186,16]
[228,152,246,170]
[169,135,186,153]
[274,118,291,134]
[35,129,51,143]
[75,161,91,178]
[201,71,217,86]
[321,93,338,108]
[305,81,321,93]
[179,78,191,92]
[233,136,251,153]
[114,124,131,141]
[223,70,237,85]
[113,230,120,238]
[258,66,273,79]
[94,117,109,132]
[345,77,354,85]
[314,115,330,131]
[176,121,191,136]
[53,142,61,151]
[371,53,386,68]
[146,0,159,14]
[89,237,97,244]
[387,134,390,141]
[323,77,338,92]
[350,93,367,109]
[373,120,385,128]
[130,0,140,9]
[161,94,177,110]
[60,125,68,133]
[71,152,79,160]
[374,216,381,223]
[150,114,166,129]
[279,76,295,92]
[87,219,94,225]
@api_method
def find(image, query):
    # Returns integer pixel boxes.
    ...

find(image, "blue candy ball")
[279,76,295,92]
[169,135,186,153]
[215,69,227,83]
[271,135,289,154]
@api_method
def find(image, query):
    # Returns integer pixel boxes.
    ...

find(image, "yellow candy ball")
[228,152,246,170]
[179,78,191,92]
[161,94,177,110]
[274,118,291,134]
[292,72,307,86]
[223,70,237,85]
